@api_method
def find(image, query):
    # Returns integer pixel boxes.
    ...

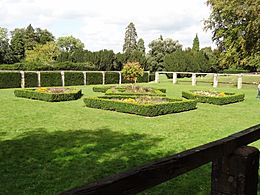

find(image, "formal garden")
[0,69,259,194]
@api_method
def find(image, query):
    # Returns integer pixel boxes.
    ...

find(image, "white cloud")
[0,0,215,52]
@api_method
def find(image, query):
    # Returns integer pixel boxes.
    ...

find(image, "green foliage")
[205,0,260,70]
[123,22,138,53]
[92,86,114,93]
[24,72,38,87]
[10,28,26,62]
[86,72,103,85]
[121,62,144,83]
[182,90,245,105]
[147,36,182,71]
[0,27,14,64]
[0,72,21,88]
[137,38,145,54]
[192,34,200,52]
[84,96,197,116]
[35,28,55,44]
[64,72,84,86]
[25,42,60,65]
[105,72,120,84]
[14,88,82,102]
[149,73,155,82]
[57,35,84,52]
[40,72,62,87]
[24,24,37,51]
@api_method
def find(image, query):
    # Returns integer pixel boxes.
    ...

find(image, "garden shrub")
[40,72,62,87]
[84,96,197,116]
[105,72,120,84]
[14,88,82,102]
[105,87,166,97]
[86,72,103,85]
[149,73,155,82]
[0,72,21,88]
[24,72,38,88]
[137,72,149,83]
[64,72,84,86]
[182,90,245,105]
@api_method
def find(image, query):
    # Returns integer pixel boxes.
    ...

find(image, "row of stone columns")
[155,72,243,89]
[19,71,123,88]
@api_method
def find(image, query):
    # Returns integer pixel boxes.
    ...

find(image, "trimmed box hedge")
[182,90,245,105]
[105,87,166,97]
[84,96,197,116]
[0,72,21,89]
[40,72,62,87]
[64,72,84,86]
[14,88,82,102]
[105,72,120,84]
[24,72,38,87]
[86,72,103,85]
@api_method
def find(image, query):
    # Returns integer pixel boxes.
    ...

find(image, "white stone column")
[192,73,196,86]
[102,71,105,85]
[20,71,25,88]
[37,71,41,87]
[119,72,122,85]
[237,74,243,89]
[155,72,159,83]
[172,72,177,84]
[83,71,87,85]
[61,71,65,87]
[213,74,218,88]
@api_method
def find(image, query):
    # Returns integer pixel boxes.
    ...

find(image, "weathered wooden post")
[119,72,122,85]
[155,72,159,83]
[172,72,177,84]
[211,146,259,195]
[237,74,243,89]
[20,71,25,88]
[83,71,87,85]
[37,71,41,87]
[102,71,105,85]
[61,71,65,87]
[213,74,218,88]
[192,73,196,86]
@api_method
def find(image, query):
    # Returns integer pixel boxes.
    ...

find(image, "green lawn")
[0,80,259,195]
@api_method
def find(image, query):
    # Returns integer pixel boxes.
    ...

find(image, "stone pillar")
[37,71,41,87]
[119,72,122,85]
[83,71,87,85]
[20,71,25,88]
[192,73,196,86]
[237,74,243,89]
[155,72,159,83]
[61,71,65,87]
[102,71,105,85]
[213,74,218,88]
[211,146,259,195]
[172,73,177,84]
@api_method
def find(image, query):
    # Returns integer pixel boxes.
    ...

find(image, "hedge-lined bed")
[14,88,82,102]
[93,85,167,94]
[182,90,245,105]
[83,95,197,116]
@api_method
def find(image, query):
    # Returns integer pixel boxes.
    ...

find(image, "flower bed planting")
[182,90,245,105]
[14,87,82,102]
[84,95,196,116]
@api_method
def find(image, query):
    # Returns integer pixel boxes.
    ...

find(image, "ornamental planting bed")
[14,87,82,102]
[84,95,197,116]
[93,85,166,96]
[182,90,245,105]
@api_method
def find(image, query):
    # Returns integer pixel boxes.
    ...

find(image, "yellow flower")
[219,92,225,97]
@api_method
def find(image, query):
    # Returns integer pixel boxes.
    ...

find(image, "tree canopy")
[123,22,138,53]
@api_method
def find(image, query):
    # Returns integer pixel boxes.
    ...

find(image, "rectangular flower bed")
[182,90,245,105]
[84,95,197,116]
[92,85,166,94]
[14,87,82,102]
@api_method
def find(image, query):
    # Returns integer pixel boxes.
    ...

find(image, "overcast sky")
[0,0,215,52]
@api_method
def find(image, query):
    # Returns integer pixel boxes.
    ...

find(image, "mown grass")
[0,78,259,195]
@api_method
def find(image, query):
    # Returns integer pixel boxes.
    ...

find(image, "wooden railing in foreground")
[61,124,260,195]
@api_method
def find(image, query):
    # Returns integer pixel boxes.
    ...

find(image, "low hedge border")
[182,90,245,105]
[92,85,167,93]
[83,96,197,116]
[14,88,82,102]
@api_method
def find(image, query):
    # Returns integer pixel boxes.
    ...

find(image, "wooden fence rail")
[61,124,260,195]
